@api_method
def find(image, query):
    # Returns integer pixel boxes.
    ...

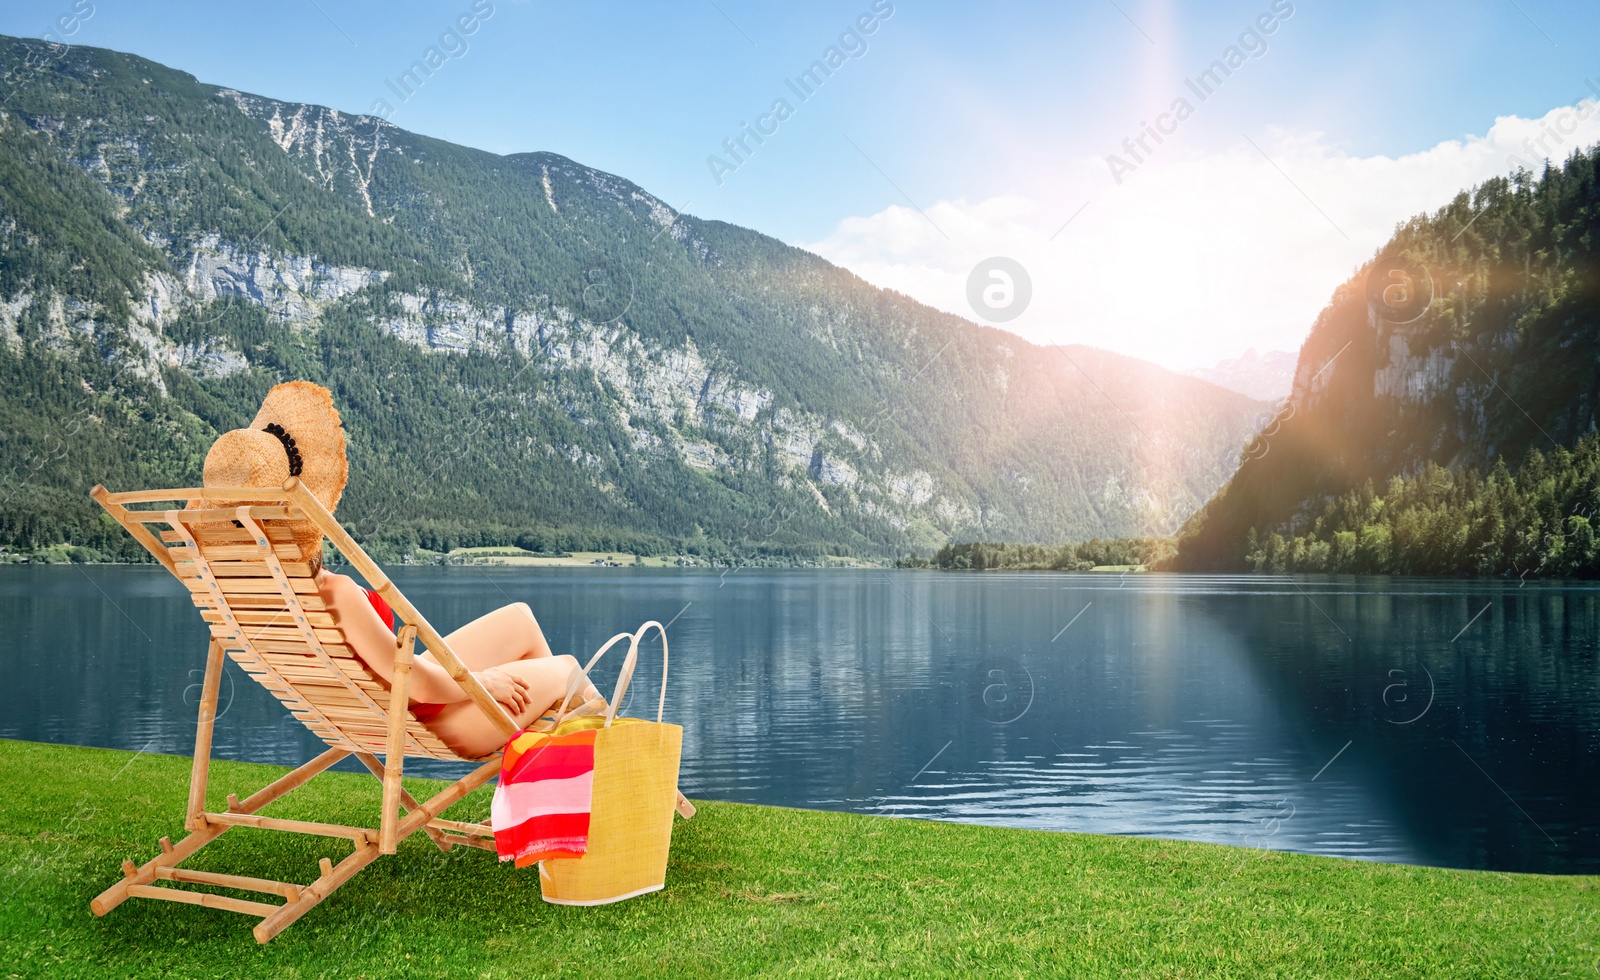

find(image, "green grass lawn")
[0,739,1593,978]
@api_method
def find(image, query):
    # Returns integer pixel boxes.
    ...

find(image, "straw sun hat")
[190,381,348,563]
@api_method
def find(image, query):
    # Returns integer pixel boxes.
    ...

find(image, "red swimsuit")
[360,588,444,721]
[361,588,396,631]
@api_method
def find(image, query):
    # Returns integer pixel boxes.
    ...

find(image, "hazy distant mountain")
[1172,144,1600,573]
[0,34,1264,560]
[1186,349,1296,402]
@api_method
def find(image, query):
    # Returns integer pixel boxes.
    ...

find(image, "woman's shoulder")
[313,567,361,603]
[315,568,396,631]
[314,566,353,587]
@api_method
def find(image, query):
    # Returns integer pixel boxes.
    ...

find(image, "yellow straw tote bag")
[539,622,685,906]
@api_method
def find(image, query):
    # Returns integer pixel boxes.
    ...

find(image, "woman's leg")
[411,601,606,756]
[422,655,601,758]
[419,602,554,673]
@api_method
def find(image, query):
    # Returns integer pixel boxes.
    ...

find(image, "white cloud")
[800,97,1600,372]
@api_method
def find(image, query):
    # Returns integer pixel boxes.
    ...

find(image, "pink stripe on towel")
[491,771,595,827]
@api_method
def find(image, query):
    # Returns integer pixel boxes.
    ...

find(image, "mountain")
[0,35,1264,562]
[1186,349,1296,401]
[1172,144,1600,574]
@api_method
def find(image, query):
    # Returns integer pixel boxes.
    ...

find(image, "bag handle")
[547,621,669,728]
[547,630,631,728]
[605,621,668,727]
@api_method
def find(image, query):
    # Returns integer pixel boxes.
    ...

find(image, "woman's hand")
[475,667,532,716]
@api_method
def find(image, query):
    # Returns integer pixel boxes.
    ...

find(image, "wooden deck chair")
[86,477,693,943]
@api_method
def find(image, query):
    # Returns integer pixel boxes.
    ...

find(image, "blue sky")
[4,1,1600,368]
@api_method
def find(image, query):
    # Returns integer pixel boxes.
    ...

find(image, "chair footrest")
[428,817,493,837]
[156,866,303,901]
[127,883,281,918]
[205,811,375,842]
[440,832,498,851]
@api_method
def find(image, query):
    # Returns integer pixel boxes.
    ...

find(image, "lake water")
[2,565,1595,874]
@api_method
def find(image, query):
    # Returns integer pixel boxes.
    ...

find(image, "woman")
[317,571,603,758]
[194,381,602,759]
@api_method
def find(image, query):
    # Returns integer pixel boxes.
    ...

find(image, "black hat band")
[262,422,304,477]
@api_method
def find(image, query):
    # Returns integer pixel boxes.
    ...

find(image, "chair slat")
[259,658,375,681]
[252,638,358,658]
[203,609,337,628]
[193,577,320,596]
[273,677,384,698]
[145,506,305,525]
[211,624,345,644]
[180,560,316,579]
[258,659,380,683]
[196,593,328,612]
[187,543,302,561]
[161,525,297,546]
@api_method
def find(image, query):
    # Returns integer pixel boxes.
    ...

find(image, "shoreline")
[7,556,1600,583]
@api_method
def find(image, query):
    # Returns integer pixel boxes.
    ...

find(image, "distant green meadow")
[0,740,1593,978]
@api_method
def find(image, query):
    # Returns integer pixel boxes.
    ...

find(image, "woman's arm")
[315,569,470,704]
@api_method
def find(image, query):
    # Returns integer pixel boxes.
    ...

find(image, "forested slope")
[1172,145,1600,575]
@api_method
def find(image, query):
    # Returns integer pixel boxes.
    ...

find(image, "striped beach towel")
[491,727,598,868]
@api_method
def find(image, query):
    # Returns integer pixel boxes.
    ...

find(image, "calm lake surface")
[3,565,1596,874]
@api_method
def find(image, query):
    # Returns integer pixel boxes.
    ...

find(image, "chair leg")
[379,627,417,855]
[252,841,383,944]
[394,759,502,840]
[187,641,226,831]
[353,752,451,852]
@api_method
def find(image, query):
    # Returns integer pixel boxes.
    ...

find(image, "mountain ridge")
[0,33,1263,561]
[1186,349,1296,401]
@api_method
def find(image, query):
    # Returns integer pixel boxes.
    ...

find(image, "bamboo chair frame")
[84,477,577,942]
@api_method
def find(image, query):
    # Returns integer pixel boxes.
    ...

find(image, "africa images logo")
[1364,254,1433,325]
[1106,0,1295,185]
[966,257,1032,324]
[706,1,896,186]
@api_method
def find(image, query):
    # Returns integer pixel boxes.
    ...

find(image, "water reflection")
[2,566,1594,872]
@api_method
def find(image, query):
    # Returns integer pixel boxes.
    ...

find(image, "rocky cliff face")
[69,235,978,534]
